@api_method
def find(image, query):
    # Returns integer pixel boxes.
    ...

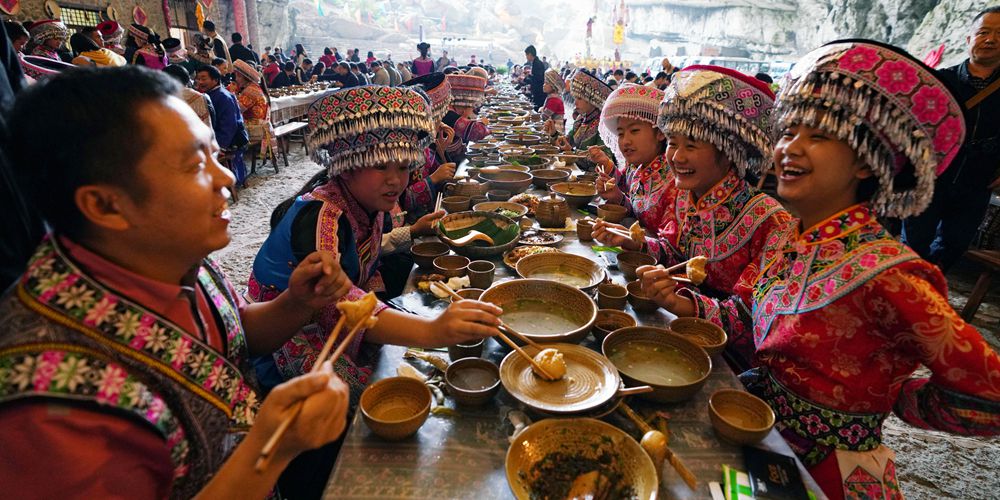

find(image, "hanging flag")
[923,43,945,68]
[0,0,20,15]
[613,23,624,45]
[195,2,205,32]
[316,0,324,17]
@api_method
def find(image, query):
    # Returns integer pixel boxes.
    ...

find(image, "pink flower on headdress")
[838,46,881,73]
[933,116,964,159]
[875,60,919,95]
[911,86,950,124]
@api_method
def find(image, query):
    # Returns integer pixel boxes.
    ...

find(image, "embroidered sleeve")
[876,264,1000,435]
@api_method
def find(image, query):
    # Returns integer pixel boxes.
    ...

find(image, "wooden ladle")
[439,230,495,247]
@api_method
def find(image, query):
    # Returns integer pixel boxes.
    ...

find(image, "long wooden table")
[324,175,826,500]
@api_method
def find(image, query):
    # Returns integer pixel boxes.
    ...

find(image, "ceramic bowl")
[597,204,628,223]
[515,252,606,291]
[529,144,561,156]
[479,170,533,194]
[449,288,484,302]
[445,357,501,406]
[435,211,521,259]
[575,173,599,184]
[360,376,432,440]
[497,144,533,156]
[486,189,512,201]
[617,251,657,281]
[479,279,597,344]
[556,153,587,166]
[591,309,637,341]
[602,326,712,403]
[507,133,543,146]
[531,169,571,188]
[411,241,450,269]
[709,389,776,444]
[626,280,658,313]
[447,338,485,362]
[433,255,470,278]
[670,317,728,357]
[441,196,471,213]
[550,182,598,209]
[596,282,628,310]
[504,155,553,169]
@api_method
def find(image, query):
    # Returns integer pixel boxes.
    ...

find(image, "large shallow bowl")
[506,418,658,500]
[500,343,620,415]
[602,326,712,403]
[480,164,530,174]
[529,144,561,156]
[505,155,553,169]
[473,201,529,219]
[360,377,431,440]
[531,168,571,188]
[479,279,597,344]
[515,252,606,291]
[479,170,533,194]
[436,211,521,258]
[550,182,598,209]
[507,133,543,146]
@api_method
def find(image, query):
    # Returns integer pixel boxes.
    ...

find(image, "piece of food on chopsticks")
[684,256,708,285]
[628,222,644,243]
[532,348,567,380]
[336,291,379,329]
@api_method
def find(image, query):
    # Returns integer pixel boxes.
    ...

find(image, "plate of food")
[505,418,657,500]
[518,230,563,246]
[503,245,563,269]
[508,193,540,215]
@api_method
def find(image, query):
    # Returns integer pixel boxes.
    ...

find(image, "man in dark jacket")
[270,61,301,88]
[903,7,1000,271]
[229,32,258,65]
[525,45,546,109]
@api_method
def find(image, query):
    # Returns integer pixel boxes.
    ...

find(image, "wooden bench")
[273,121,310,167]
[961,249,1000,321]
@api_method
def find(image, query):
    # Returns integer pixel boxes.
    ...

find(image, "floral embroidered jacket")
[682,204,1000,495]
[646,169,789,296]
[610,153,678,232]
[0,237,259,498]
[402,148,442,223]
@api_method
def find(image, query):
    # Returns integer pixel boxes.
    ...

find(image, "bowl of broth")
[601,326,711,402]
[445,358,501,406]
[479,279,597,344]
[515,252,606,291]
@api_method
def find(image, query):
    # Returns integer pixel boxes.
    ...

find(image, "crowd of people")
[0,6,998,500]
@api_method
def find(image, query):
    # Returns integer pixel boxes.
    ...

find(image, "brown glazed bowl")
[670,317,728,357]
[360,377,432,440]
[597,203,628,223]
[445,357,501,406]
[626,280,658,313]
[433,255,470,278]
[590,309,637,342]
[602,326,712,403]
[479,279,597,344]
[531,169,571,189]
[617,251,656,281]
[411,241,450,270]
[549,182,598,209]
[709,389,776,445]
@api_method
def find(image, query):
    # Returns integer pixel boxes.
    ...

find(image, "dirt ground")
[213,150,1000,499]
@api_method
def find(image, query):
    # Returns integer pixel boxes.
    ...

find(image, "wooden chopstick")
[498,323,544,351]
[671,275,693,284]
[431,282,557,381]
[254,314,369,472]
[433,192,443,213]
[604,227,634,240]
[664,257,693,274]
[619,402,698,489]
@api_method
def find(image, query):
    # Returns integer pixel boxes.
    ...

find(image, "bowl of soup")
[601,326,711,402]
[515,252,606,291]
[479,279,597,344]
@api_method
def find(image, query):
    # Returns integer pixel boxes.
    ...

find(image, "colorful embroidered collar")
[793,203,875,248]
[685,168,741,213]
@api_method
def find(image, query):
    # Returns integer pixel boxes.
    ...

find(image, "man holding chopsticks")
[0,67,357,498]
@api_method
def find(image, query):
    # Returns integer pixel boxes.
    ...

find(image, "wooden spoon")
[440,230,495,247]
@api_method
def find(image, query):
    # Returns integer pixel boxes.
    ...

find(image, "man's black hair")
[655,71,668,80]
[211,57,226,66]
[525,45,536,57]
[283,61,295,71]
[6,67,180,238]
[973,6,1000,23]
[202,20,216,32]
[754,72,773,84]
[198,64,222,82]
[163,64,192,86]
[231,32,243,43]
[4,20,27,40]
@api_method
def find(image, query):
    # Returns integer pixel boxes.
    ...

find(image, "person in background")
[296,58,316,83]
[273,46,287,63]
[442,73,490,163]
[903,7,1000,272]
[624,71,639,83]
[270,61,301,88]
[263,54,281,85]
[0,66,353,498]
[435,49,450,72]
[413,42,434,76]
[350,47,360,62]
[4,21,28,54]
[365,50,376,68]
[293,43,308,67]
[125,24,167,69]
[27,20,68,61]
[310,61,326,80]
[385,59,401,86]
[350,62,368,84]
[525,45,546,108]
[81,26,102,48]
[229,32,258,65]
[652,71,669,90]
[371,60,389,85]
[97,20,125,55]
[540,69,566,135]
[661,57,678,76]
[555,69,612,158]
[164,63,215,128]
[195,64,249,186]
[397,61,412,81]
[327,61,359,88]
[232,59,277,163]
[201,20,232,73]
[212,57,233,85]
[69,32,126,67]
[319,47,336,68]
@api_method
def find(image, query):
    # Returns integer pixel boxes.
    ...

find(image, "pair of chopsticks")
[430,282,559,381]
[254,312,373,472]
[433,192,443,213]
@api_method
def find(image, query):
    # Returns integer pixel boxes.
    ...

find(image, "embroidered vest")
[0,238,259,498]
